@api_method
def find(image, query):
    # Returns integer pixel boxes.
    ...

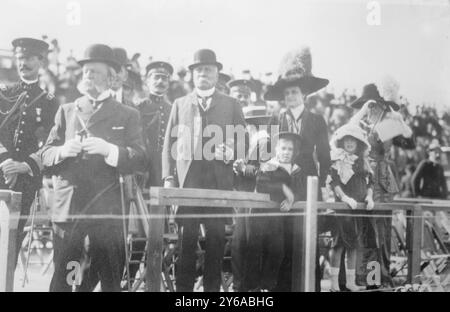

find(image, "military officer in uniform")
[227,79,255,107]
[124,61,173,284]
[0,37,58,265]
[138,61,173,188]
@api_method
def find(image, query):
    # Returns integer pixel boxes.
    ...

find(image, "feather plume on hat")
[264,46,329,101]
[378,75,400,103]
[278,46,313,79]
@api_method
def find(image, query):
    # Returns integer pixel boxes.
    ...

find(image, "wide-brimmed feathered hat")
[350,83,399,111]
[264,46,329,101]
[330,123,371,152]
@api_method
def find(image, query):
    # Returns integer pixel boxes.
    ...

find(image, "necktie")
[199,96,209,112]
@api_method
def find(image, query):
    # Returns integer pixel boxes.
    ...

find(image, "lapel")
[299,109,310,139]
[209,90,221,111]
[75,96,118,130]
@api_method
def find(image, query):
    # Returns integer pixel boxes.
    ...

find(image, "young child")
[244,131,306,291]
[328,123,374,292]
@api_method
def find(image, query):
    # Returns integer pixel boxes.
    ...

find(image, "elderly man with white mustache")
[41,43,146,292]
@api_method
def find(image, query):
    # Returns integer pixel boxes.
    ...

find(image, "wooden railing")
[0,190,22,292]
[147,177,450,292]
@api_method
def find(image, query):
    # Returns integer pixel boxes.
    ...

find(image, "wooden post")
[303,177,318,292]
[291,205,304,291]
[146,187,166,292]
[0,200,10,292]
[0,190,21,292]
[406,205,423,284]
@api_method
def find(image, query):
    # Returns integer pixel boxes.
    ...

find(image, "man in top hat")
[266,46,331,291]
[41,43,145,292]
[162,48,246,292]
[0,37,59,268]
[111,47,134,106]
[228,79,255,107]
[411,140,448,199]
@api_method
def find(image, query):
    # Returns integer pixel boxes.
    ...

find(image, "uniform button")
[22,111,26,115]
[21,121,25,124]
[16,148,19,152]
[20,130,23,134]
[18,140,21,143]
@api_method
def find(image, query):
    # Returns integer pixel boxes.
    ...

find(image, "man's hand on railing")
[163,176,175,188]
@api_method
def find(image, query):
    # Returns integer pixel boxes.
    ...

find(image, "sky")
[1,0,449,107]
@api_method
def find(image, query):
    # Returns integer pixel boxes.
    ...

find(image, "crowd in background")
[17,37,448,201]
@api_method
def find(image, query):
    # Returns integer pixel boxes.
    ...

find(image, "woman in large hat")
[266,46,331,291]
[348,82,413,289]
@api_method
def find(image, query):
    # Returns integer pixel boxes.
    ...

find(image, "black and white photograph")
[0,0,450,300]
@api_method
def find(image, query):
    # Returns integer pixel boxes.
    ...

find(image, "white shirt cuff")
[105,143,119,167]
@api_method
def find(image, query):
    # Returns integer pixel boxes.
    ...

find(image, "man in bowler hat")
[41,43,145,292]
[162,49,246,291]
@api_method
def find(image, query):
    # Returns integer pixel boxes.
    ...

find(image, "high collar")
[195,87,215,98]
[289,105,305,121]
[149,92,165,101]
[83,89,112,103]
[263,157,300,174]
[19,78,39,90]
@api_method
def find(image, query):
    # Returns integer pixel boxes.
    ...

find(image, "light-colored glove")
[366,196,375,210]
[59,139,83,159]
[343,195,358,210]
[81,137,111,157]
[0,158,30,175]
[164,177,175,188]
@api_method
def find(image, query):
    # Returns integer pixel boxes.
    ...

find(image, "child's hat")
[330,123,370,151]
[272,131,302,144]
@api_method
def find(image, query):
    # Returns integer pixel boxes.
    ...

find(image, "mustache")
[20,66,31,71]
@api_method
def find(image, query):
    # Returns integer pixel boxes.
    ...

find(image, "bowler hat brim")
[78,58,121,73]
[264,76,329,101]
[245,115,272,126]
[188,61,223,71]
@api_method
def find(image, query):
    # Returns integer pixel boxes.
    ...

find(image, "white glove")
[343,196,358,210]
[81,137,112,157]
[59,139,83,159]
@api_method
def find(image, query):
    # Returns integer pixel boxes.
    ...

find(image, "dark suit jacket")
[162,90,246,189]
[272,108,331,187]
[41,95,145,222]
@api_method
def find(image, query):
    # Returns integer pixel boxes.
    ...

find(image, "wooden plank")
[406,205,423,284]
[146,204,165,292]
[150,187,270,204]
[303,177,318,292]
